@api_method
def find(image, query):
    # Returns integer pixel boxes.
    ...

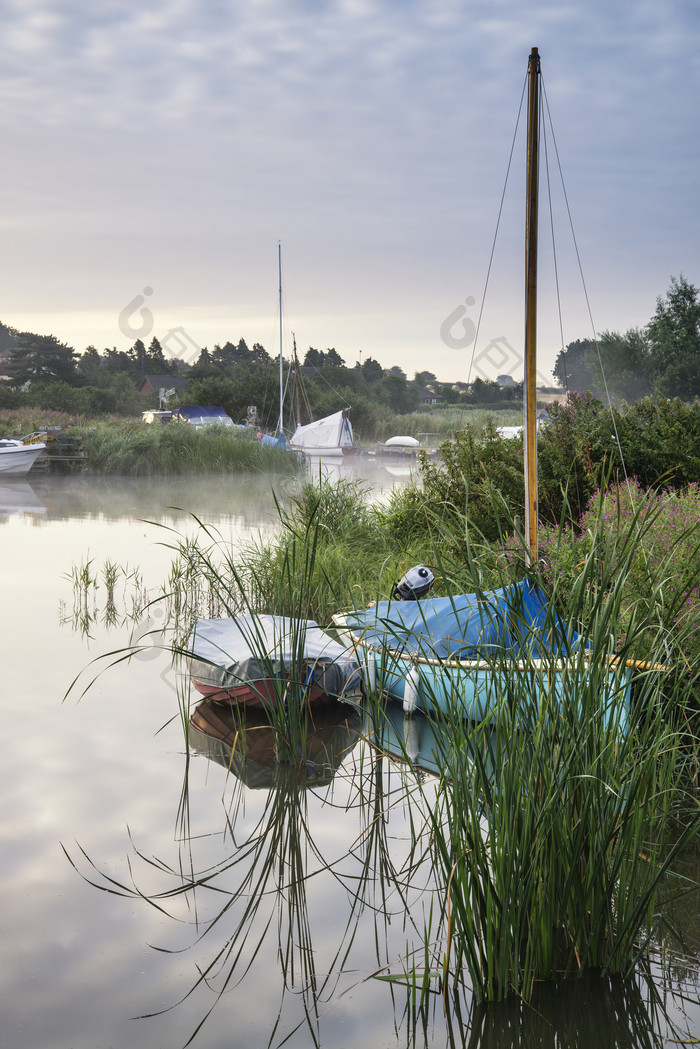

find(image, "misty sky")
[1,0,698,383]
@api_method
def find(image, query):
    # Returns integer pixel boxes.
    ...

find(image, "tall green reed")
[400,488,700,1005]
[81,421,301,475]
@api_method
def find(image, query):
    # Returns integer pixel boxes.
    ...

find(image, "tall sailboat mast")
[524,46,540,564]
[278,242,284,437]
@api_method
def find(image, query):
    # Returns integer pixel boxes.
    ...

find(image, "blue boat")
[334,51,633,733]
[333,580,632,731]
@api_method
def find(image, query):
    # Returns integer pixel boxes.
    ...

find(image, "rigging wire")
[540,77,628,483]
[540,77,669,654]
[467,71,528,386]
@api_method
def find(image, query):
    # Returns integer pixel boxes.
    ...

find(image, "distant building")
[420,386,443,405]
[138,374,189,397]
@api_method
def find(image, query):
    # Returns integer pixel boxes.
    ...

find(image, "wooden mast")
[524,46,540,565]
[278,242,284,436]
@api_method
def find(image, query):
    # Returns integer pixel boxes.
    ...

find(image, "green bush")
[381,421,524,549]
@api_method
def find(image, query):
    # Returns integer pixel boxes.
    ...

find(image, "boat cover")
[172,406,234,426]
[339,580,583,661]
[189,615,364,700]
[290,410,353,450]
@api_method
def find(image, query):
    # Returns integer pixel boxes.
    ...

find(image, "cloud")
[0,0,697,379]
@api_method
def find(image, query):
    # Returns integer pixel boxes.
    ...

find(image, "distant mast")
[524,46,540,565]
[278,242,284,436]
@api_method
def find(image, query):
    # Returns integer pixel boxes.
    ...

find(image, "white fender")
[403,666,420,714]
[362,652,376,695]
[403,716,420,762]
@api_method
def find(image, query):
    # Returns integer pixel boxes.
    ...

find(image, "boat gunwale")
[332,618,667,673]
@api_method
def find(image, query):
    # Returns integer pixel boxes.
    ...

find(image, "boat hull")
[188,615,365,710]
[289,445,357,458]
[0,442,46,476]
[352,643,630,731]
[192,674,334,708]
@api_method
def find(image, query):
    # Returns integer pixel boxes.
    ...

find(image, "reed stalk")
[63,470,699,1037]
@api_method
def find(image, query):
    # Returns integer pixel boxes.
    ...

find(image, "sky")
[0,0,698,385]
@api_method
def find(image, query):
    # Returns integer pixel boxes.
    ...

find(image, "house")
[138,374,188,397]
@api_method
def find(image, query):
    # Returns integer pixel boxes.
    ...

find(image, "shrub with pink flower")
[537,479,700,660]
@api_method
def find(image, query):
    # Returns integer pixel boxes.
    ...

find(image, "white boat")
[289,409,355,457]
[274,245,355,456]
[0,435,47,476]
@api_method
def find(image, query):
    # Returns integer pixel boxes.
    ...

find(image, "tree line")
[0,275,697,425]
[0,326,522,429]
[552,275,700,402]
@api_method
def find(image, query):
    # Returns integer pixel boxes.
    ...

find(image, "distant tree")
[127,339,147,379]
[362,357,383,383]
[147,336,168,371]
[388,365,406,379]
[415,370,437,385]
[375,373,420,413]
[76,345,104,385]
[324,348,345,367]
[0,321,18,356]
[304,347,346,368]
[304,347,324,368]
[211,342,238,370]
[646,275,700,400]
[103,347,134,375]
[235,338,251,362]
[190,346,217,378]
[590,329,652,401]
[7,332,77,386]
[469,377,502,403]
[552,339,597,393]
[250,342,271,364]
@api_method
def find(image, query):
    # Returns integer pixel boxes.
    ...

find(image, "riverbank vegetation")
[65,432,700,1023]
[154,471,699,1006]
[2,275,697,445]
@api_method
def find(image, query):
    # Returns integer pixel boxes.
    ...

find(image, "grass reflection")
[62,690,700,1049]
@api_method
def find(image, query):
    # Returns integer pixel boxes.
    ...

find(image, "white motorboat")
[0,435,47,476]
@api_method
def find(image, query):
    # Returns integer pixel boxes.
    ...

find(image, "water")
[1,469,698,1049]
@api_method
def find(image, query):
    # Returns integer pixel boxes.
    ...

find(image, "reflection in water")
[0,478,46,518]
[3,459,411,526]
[463,968,668,1049]
[189,697,363,789]
[63,692,699,1049]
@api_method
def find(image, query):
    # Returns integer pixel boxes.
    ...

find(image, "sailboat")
[273,245,356,457]
[332,48,632,726]
[289,408,355,457]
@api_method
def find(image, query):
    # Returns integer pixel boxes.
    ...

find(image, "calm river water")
[1,466,698,1049]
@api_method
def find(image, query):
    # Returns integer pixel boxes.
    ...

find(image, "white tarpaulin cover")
[189,615,364,700]
[290,410,353,450]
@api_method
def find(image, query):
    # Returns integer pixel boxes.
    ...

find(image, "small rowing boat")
[188,614,364,708]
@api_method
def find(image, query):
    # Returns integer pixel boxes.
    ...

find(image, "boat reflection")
[189,697,364,789]
[0,479,46,519]
[370,701,444,778]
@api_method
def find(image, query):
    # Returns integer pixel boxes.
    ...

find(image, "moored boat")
[289,408,355,457]
[0,435,47,476]
[333,580,632,729]
[188,613,364,708]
